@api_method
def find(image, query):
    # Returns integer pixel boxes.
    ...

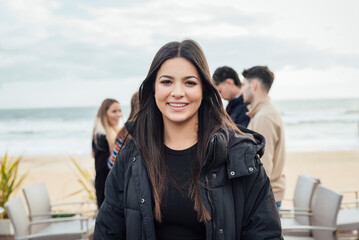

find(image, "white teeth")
[169,103,187,107]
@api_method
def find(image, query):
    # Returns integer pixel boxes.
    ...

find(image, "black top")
[154,143,206,240]
[226,95,250,128]
[92,134,110,209]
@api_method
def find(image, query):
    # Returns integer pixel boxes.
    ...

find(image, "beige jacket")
[247,97,286,202]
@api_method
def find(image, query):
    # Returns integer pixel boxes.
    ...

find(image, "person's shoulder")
[95,133,107,142]
[212,127,264,158]
[92,133,108,150]
[228,127,264,153]
[115,139,138,166]
[261,102,283,124]
[223,128,265,178]
[119,139,136,153]
[253,103,280,122]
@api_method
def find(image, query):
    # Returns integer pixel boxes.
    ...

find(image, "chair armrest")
[280,211,312,218]
[51,200,97,207]
[30,216,89,234]
[341,199,359,206]
[338,189,358,194]
[342,199,359,204]
[31,211,81,218]
[30,216,88,225]
[283,225,336,231]
[280,207,311,212]
[14,229,87,240]
[338,189,359,207]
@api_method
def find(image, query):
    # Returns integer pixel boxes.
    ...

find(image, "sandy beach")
[284,151,359,204]
[0,150,358,240]
[9,150,359,206]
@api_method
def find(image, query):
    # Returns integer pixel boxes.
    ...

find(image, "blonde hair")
[92,98,121,153]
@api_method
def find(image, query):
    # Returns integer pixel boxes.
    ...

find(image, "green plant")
[0,153,27,218]
[69,158,96,201]
[51,211,76,218]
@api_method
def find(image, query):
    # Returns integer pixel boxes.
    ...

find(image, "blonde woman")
[92,98,122,208]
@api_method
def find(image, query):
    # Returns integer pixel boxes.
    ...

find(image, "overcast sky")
[1,0,358,109]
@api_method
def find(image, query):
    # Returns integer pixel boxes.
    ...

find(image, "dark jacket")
[92,134,110,209]
[94,126,283,240]
[226,95,250,128]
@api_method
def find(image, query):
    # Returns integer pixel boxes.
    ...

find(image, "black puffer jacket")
[94,127,283,240]
[226,95,250,128]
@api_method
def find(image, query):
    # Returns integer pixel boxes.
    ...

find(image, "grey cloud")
[199,37,359,72]
[1,0,358,85]
[0,38,152,83]
[2,34,359,85]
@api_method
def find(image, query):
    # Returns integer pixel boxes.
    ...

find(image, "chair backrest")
[5,195,30,237]
[23,182,51,221]
[311,184,342,240]
[293,174,320,225]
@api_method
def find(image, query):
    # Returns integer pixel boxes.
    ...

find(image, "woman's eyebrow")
[159,75,199,80]
[183,75,199,80]
[159,75,174,79]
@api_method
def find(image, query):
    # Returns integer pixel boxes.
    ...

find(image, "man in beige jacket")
[241,66,286,209]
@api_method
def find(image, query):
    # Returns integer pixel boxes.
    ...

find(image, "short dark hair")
[242,66,274,92]
[212,66,241,87]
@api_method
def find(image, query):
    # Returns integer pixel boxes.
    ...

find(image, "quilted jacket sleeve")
[240,159,283,239]
[94,146,126,239]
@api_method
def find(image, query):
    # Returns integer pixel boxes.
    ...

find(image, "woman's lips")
[167,102,189,111]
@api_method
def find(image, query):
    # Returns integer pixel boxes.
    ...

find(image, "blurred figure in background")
[241,66,286,209]
[213,66,250,127]
[108,92,139,169]
[92,98,122,208]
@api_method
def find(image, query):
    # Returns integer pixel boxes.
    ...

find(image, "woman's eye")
[160,80,172,85]
[186,81,197,86]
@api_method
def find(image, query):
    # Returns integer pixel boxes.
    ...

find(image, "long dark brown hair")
[132,40,239,222]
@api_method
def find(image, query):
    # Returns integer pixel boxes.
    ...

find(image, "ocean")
[0,98,358,156]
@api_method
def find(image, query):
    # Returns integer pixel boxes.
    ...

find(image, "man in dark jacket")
[94,125,283,240]
[213,66,250,128]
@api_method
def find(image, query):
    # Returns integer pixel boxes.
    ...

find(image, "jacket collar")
[227,94,244,110]
[246,96,271,118]
[204,125,265,179]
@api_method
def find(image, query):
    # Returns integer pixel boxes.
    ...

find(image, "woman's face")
[154,57,203,126]
[106,102,122,127]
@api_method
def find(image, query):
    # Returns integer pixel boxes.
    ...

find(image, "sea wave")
[1,99,358,154]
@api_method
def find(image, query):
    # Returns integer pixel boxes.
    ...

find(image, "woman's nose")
[171,83,185,98]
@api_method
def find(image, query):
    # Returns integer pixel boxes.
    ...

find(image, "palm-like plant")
[70,158,96,201]
[0,153,27,218]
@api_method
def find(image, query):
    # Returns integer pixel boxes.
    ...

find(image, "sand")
[9,150,359,207]
[2,151,357,240]
[284,151,359,203]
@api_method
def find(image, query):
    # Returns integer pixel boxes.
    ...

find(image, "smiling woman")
[94,40,283,240]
